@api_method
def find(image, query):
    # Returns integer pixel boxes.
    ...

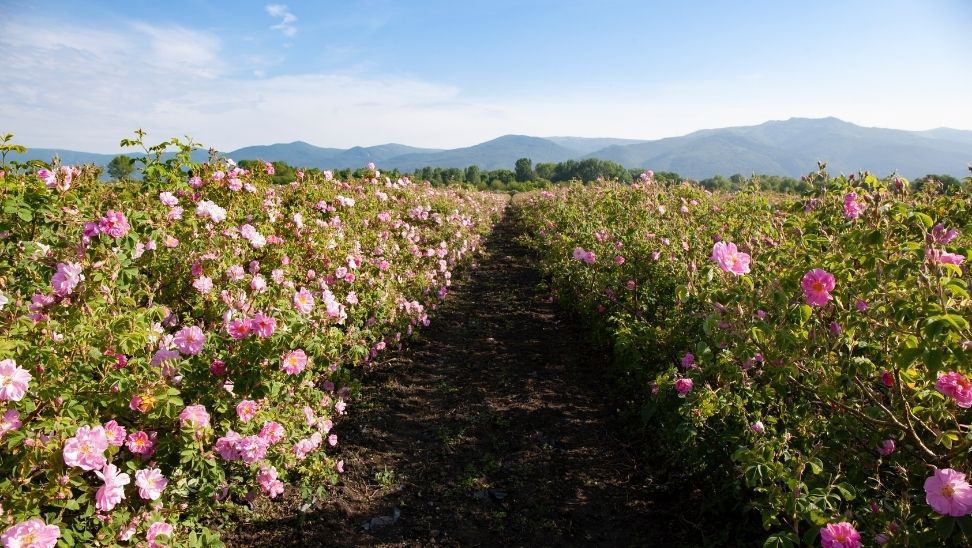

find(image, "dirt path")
[225,207,699,547]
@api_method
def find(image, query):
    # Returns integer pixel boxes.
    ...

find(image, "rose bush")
[515,170,972,545]
[0,133,503,546]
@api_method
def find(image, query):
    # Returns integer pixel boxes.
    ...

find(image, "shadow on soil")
[223,207,742,547]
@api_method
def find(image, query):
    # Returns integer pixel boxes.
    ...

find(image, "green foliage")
[515,173,972,545]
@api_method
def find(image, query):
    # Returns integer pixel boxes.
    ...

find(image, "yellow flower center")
[943,485,955,498]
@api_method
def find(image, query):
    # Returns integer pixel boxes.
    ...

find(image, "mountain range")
[11,117,972,179]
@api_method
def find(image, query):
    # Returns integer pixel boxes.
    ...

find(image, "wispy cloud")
[265,4,297,37]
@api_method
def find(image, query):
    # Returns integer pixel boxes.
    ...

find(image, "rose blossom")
[94,463,130,512]
[924,467,972,516]
[710,241,751,275]
[0,359,32,401]
[62,425,109,470]
[1,518,60,548]
[135,467,168,500]
[801,269,835,307]
[819,521,861,548]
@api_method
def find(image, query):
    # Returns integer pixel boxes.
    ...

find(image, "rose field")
[2,133,972,547]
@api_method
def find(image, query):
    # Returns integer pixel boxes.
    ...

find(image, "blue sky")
[1,0,969,151]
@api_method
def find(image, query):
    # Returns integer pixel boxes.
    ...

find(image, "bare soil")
[223,207,714,547]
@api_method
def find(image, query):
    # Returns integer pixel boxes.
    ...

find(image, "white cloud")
[265,4,297,37]
[1,14,969,156]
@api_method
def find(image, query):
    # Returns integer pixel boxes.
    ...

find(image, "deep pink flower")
[0,408,22,438]
[172,326,205,355]
[926,248,966,266]
[98,210,130,238]
[0,359,31,401]
[680,353,695,368]
[62,425,109,470]
[820,521,861,548]
[750,421,766,434]
[935,371,972,408]
[843,192,865,220]
[281,349,308,375]
[51,261,84,296]
[226,318,251,339]
[674,378,693,395]
[103,420,127,447]
[924,467,972,516]
[880,369,894,387]
[710,241,751,275]
[877,439,895,456]
[801,269,835,307]
[94,463,130,512]
[1,518,60,548]
[930,223,960,245]
[135,467,168,500]
[210,359,227,376]
[179,404,210,431]
[125,430,157,456]
[250,312,276,338]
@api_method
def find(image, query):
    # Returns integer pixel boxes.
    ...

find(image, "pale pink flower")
[236,399,258,423]
[172,326,205,355]
[62,425,109,470]
[250,274,267,293]
[192,276,213,294]
[225,264,245,281]
[674,378,693,395]
[257,465,284,498]
[843,192,865,220]
[293,287,314,314]
[334,399,347,415]
[98,210,130,238]
[924,468,972,516]
[336,460,345,473]
[801,269,835,307]
[37,168,57,188]
[94,463,130,512]
[164,235,179,248]
[103,420,127,447]
[750,421,765,434]
[214,430,242,461]
[710,241,751,275]
[264,161,275,175]
[935,371,972,408]
[281,349,308,375]
[237,435,269,464]
[1,518,60,548]
[145,521,174,545]
[51,261,84,296]
[0,359,31,401]
[0,408,22,438]
[125,430,157,456]
[195,200,227,223]
[159,191,179,207]
[179,404,210,431]
[820,521,862,548]
[259,421,285,445]
[135,467,168,500]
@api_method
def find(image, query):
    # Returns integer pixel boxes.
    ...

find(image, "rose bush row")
[514,170,972,546]
[0,134,504,546]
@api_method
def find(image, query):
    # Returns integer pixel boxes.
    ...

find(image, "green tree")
[514,157,533,182]
[464,165,481,185]
[107,155,136,180]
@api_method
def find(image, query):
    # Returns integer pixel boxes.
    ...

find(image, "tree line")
[105,153,965,195]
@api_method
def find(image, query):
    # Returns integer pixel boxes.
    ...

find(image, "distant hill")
[588,118,972,179]
[12,118,972,179]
